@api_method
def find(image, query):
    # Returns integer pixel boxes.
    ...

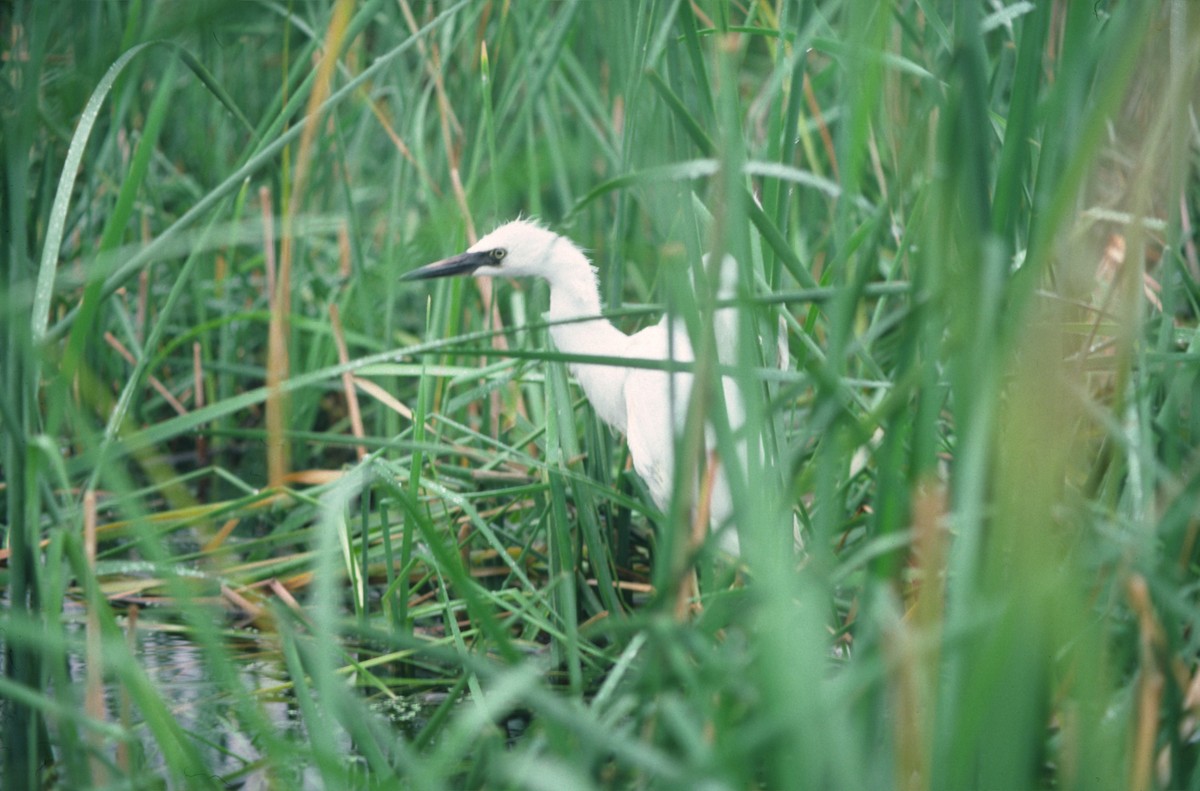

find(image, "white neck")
[542,242,602,317]
[543,245,632,433]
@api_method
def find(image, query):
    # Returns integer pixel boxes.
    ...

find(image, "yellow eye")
[490,248,506,261]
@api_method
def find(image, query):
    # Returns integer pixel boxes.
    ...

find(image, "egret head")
[402,220,578,283]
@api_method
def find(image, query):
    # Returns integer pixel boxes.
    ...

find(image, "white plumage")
[403,220,745,554]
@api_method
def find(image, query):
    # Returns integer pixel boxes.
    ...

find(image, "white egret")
[402,219,746,555]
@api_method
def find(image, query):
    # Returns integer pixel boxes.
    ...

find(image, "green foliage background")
[2,1,1200,789]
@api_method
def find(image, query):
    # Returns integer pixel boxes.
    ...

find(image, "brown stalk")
[269,0,355,487]
[330,303,367,460]
[1127,574,1164,791]
[103,332,187,416]
[803,71,839,182]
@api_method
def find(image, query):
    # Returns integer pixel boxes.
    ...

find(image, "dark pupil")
[492,249,505,260]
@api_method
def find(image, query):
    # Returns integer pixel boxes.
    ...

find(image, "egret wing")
[621,320,694,513]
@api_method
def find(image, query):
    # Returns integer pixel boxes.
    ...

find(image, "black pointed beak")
[400,251,490,281]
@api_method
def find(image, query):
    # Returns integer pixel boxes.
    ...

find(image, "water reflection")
[66,611,433,789]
